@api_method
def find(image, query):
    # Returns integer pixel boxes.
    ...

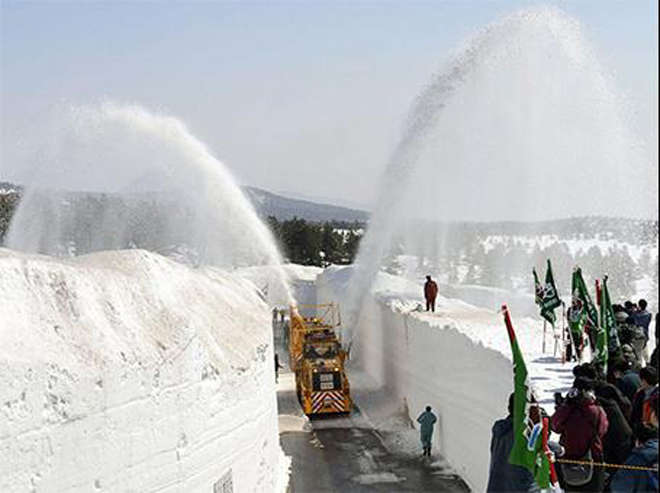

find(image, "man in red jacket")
[424,275,438,313]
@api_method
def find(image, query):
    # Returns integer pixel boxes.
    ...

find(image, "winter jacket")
[486,416,540,493]
[417,410,437,445]
[633,310,653,339]
[424,280,438,301]
[617,370,642,403]
[596,396,632,468]
[642,387,658,424]
[610,439,658,493]
[595,382,633,422]
[631,387,654,429]
[551,397,609,459]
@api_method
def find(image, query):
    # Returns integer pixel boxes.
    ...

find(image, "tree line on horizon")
[1,191,657,305]
[265,216,362,267]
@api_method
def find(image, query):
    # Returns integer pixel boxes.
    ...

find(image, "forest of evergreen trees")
[266,216,362,266]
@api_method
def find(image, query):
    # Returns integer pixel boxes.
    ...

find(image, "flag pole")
[561,314,566,365]
[542,320,547,353]
[563,301,579,363]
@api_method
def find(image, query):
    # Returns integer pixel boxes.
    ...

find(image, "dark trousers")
[566,332,583,361]
[426,299,436,312]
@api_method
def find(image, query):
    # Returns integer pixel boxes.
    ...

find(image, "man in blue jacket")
[486,394,540,492]
[633,300,653,364]
[610,423,658,492]
[417,406,437,457]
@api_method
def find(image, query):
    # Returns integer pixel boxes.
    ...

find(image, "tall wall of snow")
[0,249,287,493]
[317,267,513,491]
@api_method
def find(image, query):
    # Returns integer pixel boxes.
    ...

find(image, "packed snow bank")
[0,248,287,492]
[440,283,538,318]
[318,266,626,491]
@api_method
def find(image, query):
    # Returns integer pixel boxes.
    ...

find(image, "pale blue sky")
[1,0,657,208]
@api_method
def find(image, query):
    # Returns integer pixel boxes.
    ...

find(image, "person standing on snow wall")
[417,405,438,457]
[424,275,438,313]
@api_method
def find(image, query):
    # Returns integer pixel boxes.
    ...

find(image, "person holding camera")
[552,377,609,492]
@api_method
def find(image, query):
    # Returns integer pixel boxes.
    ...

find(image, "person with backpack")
[486,393,540,492]
[417,405,438,457]
[552,378,609,492]
[617,310,646,365]
[610,423,658,493]
[424,275,438,313]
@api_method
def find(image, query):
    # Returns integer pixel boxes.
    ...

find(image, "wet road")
[277,370,470,493]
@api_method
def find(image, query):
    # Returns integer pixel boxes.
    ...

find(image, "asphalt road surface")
[277,368,471,492]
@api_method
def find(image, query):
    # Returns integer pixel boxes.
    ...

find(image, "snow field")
[0,249,287,492]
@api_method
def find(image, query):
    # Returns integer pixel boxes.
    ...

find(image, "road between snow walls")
[0,248,289,492]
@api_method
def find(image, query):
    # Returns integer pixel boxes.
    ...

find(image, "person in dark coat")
[552,378,609,492]
[610,423,658,493]
[633,300,653,364]
[631,367,658,429]
[274,353,283,382]
[417,406,437,457]
[594,384,633,480]
[613,359,642,403]
[424,276,438,313]
[595,380,633,422]
[486,393,540,492]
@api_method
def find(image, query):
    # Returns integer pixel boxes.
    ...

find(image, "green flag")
[502,306,551,490]
[533,260,561,325]
[568,271,587,336]
[593,323,608,373]
[572,267,599,329]
[543,260,562,312]
[534,268,556,325]
[601,276,620,353]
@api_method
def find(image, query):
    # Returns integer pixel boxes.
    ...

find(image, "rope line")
[555,458,658,472]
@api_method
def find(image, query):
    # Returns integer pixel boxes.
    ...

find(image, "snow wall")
[0,249,287,492]
[317,267,513,491]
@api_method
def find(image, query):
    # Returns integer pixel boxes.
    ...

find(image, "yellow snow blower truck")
[289,303,352,416]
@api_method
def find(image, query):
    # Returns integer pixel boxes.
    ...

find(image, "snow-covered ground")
[317,265,657,492]
[0,248,288,492]
[483,234,656,262]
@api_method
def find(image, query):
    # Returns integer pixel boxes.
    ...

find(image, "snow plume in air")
[8,101,291,301]
[346,6,657,336]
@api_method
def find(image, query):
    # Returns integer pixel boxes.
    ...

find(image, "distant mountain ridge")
[242,186,369,223]
[2,181,657,238]
[0,181,370,223]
